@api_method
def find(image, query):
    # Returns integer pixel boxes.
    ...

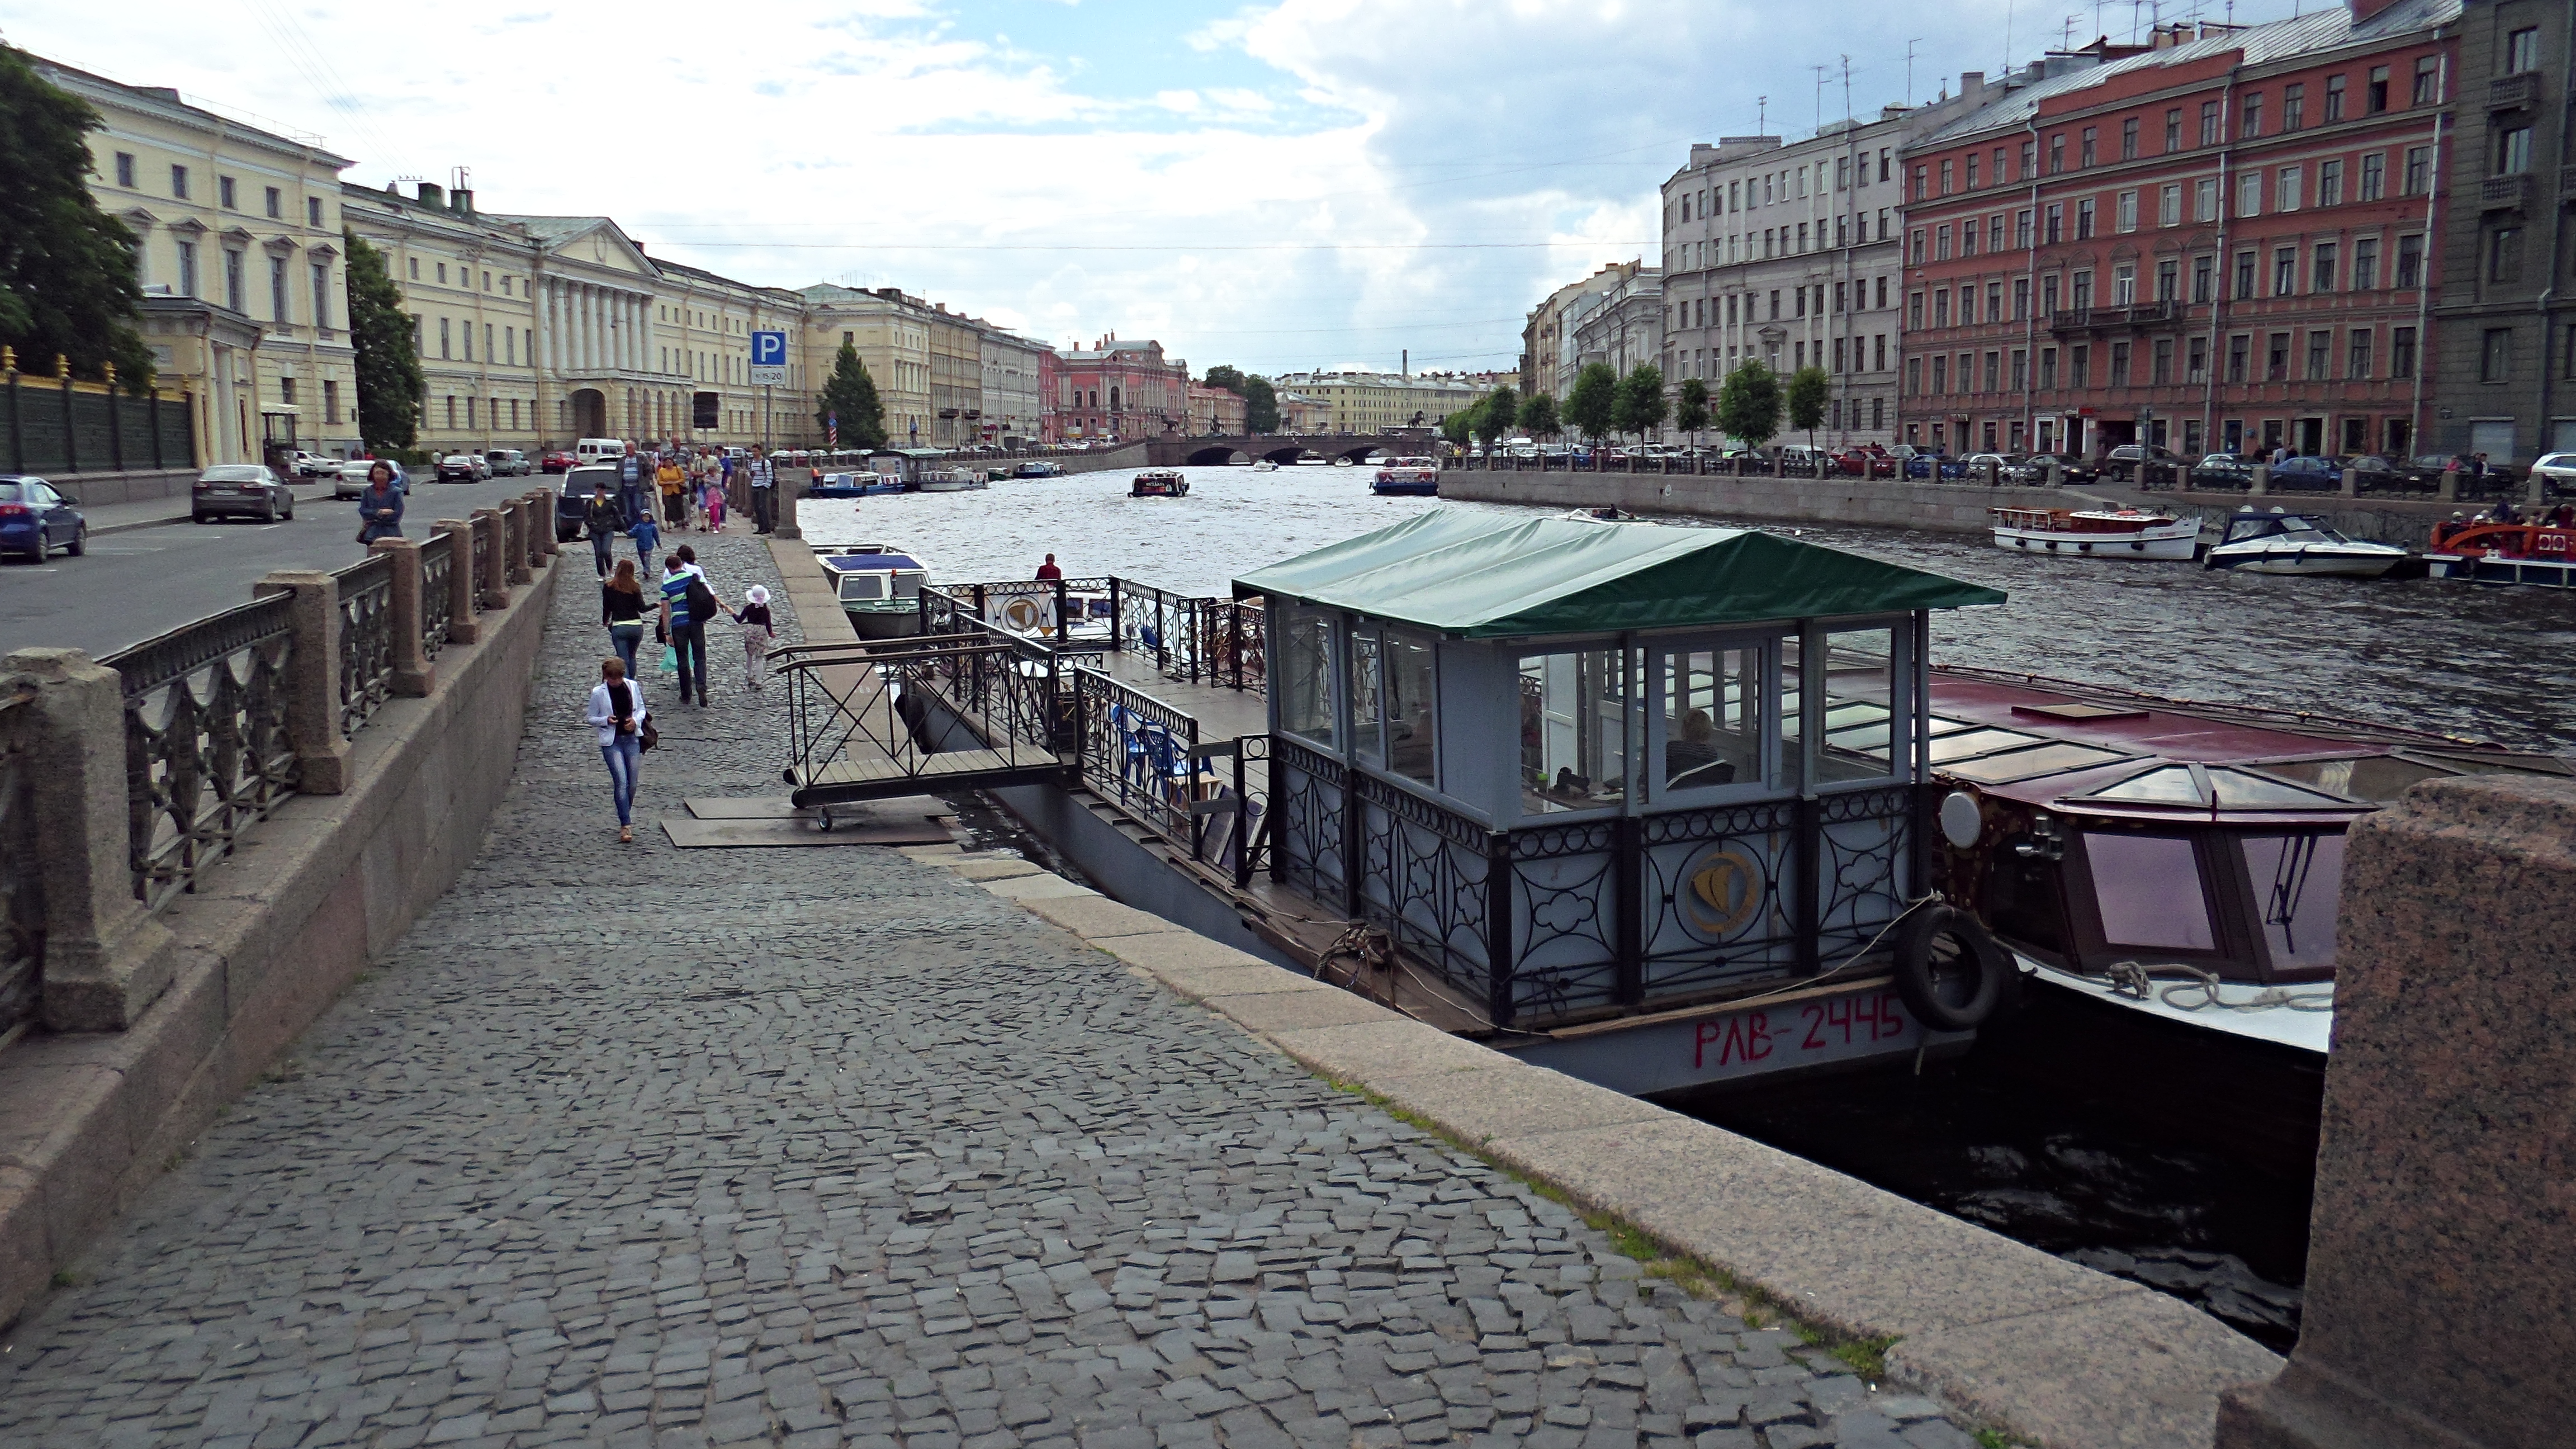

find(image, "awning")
[1234,509,2005,639]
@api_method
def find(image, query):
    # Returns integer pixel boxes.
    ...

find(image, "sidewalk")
[0,526,1977,1449]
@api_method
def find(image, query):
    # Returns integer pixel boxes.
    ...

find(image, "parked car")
[1903,452,1969,480]
[0,476,86,560]
[287,450,337,479]
[485,449,531,477]
[192,463,296,523]
[2268,454,2346,489]
[333,458,373,498]
[540,451,577,474]
[2101,443,2187,481]
[437,453,490,483]
[2190,453,2257,489]
[2528,451,2576,491]
[556,465,617,542]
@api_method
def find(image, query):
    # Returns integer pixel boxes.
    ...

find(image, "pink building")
[1189,382,1247,435]
[1059,335,1190,441]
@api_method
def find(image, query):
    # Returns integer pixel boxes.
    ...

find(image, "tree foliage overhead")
[1716,361,1781,448]
[1786,366,1831,447]
[1477,384,1517,449]
[0,46,153,391]
[1517,391,1560,439]
[1611,365,1666,439]
[1563,363,1618,442]
[343,231,423,449]
[1202,364,1246,395]
[815,338,888,449]
[1674,377,1711,438]
[1241,375,1279,433]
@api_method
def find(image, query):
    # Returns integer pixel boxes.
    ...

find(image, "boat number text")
[1692,991,1910,1069]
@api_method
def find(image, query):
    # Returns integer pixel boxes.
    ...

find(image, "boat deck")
[1090,647,1268,742]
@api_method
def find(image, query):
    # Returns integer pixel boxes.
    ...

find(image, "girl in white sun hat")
[734,585,777,691]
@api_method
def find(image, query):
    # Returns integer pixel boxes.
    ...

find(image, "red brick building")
[1898,1,2457,462]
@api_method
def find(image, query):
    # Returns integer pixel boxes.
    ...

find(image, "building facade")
[1569,269,1664,386]
[1519,263,1643,399]
[978,329,1048,445]
[797,286,935,449]
[1188,383,1248,434]
[1059,337,1190,441]
[1899,5,2459,461]
[1265,371,1494,432]
[2430,0,2573,461]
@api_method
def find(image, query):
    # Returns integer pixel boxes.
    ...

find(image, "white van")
[575,438,626,466]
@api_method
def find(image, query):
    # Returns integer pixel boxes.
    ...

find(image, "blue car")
[2268,455,2345,489]
[0,476,87,561]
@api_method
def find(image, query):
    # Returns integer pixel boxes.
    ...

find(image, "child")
[703,474,726,532]
[735,585,775,690]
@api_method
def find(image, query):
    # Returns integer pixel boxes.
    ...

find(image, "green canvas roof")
[1233,510,2005,639]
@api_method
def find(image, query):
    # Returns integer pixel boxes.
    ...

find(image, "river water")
[798,462,2573,1350]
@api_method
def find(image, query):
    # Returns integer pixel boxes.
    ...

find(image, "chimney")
[416,181,443,208]
[449,188,474,216]
[1960,71,1985,97]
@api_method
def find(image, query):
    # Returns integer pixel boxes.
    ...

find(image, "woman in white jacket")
[585,657,650,843]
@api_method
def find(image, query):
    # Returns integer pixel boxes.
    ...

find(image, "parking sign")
[749,330,788,386]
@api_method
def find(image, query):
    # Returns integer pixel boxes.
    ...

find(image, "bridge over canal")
[1144,433,1428,467]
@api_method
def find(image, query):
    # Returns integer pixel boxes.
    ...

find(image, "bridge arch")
[1186,446,1249,467]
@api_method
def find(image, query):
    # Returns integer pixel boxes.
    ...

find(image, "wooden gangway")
[775,636,1071,811]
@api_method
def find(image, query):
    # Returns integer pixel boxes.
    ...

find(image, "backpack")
[684,574,717,623]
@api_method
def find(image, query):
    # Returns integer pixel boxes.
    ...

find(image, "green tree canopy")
[1715,361,1781,449]
[815,339,888,449]
[1240,375,1280,433]
[343,231,423,449]
[0,47,152,391]
[1611,364,1666,439]
[1203,364,1246,395]
[1786,366,1831,448]
[1518,391,1560,439]
[1440,398,1478,446]
[1476,384,1517,449]
[1563,363,1618,442]
[1674,377,1711,438]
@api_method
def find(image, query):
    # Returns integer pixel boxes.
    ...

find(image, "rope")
[2096,959,2334,1013]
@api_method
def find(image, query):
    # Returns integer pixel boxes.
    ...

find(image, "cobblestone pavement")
[0,532,1977,1449]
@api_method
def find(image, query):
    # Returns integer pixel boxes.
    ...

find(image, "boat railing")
[927,576,1265,694]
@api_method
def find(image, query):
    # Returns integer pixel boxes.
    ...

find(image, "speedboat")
[1370,457,1440,496]
[2425,511,2576,586]
[917,467,989,493]
[1990,505,2198,561]
[2203,509,2406,577]
[1564,506,1642,523]
[1130,469,1190,498]
[1250,460,1279,473]
[806,470,904,499]
[816,544,929,638]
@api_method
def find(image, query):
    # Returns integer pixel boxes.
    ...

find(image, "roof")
[1233,510,2005,640]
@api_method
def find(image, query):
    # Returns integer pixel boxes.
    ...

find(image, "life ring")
[1892,905,2013,1032]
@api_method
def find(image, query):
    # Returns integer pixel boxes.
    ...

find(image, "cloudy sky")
[11,0,2322,377]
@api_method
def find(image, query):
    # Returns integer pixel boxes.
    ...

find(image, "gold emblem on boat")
[1684,846,1763,936]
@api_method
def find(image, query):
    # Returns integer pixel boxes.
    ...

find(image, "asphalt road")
[0,473,570,660]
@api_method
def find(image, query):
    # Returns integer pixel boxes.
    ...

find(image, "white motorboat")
[916,466,989,493]
[1990,505,2199,561]
[1250,460,1279,473]
[816,544,930,638]
[2203,509,2407,578]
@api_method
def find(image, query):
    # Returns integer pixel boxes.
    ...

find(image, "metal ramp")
[776,635,1071,816]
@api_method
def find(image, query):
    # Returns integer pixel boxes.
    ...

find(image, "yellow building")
[795,286,934,448]
[1268,371,1494,433]
[342,181,546,457]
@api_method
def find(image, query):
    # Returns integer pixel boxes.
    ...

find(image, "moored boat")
[1368,457,1440,496]
[1990,506,2198,561]
[2203,509,2407,578]
[1130,468,1190,498]
[1014,460,1066,480]
[806,470,904,499]
[1564,506,1642,522]
[2425,511,2576,586]
[817,544,930,638]
[917,466,989,493]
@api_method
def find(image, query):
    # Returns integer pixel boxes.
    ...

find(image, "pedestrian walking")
[658,454,686,528]
[584,479,626,577]
[602,558,648,679]
[628,507,661,569]
[585,657,650,844]
[703,472,727,532]
[735,584,775,691]
[658,547,724,706]
[618,451,646,523]
[357,463,405,543]
[750,451,777,534]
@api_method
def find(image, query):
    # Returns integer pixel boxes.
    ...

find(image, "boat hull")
[2205,546,2403,578]
[2426,551,2576,586]
[847,605,923,640]
[1370,480,1438,496]
[1992,523,2198,560]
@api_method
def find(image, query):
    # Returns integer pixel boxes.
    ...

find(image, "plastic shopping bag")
[659,644,679,675]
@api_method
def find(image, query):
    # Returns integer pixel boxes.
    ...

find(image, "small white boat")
[1250,460,1279,473]
[816,544,930,638]
[1990,505,2198,561]
[2204,510,2406,578]
[916,466,989,493]
[1562,506,1641,523]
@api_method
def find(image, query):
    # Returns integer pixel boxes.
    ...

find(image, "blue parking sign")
[750,330,788,385]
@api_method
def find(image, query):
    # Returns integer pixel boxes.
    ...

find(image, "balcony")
[2489,72,2541,111]
[2481,173,2533,212]
[2048,300,2182,335]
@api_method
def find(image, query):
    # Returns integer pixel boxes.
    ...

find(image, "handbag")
[638,718,659,752]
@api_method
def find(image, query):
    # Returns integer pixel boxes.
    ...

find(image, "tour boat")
[1250,460,1280,473]
[1990,506,2199,561]
[817,544,930,638]
[806,471,904,499]
[2424,512,2576,586]
[1369,457,1441,496]
[917,467,989,493]
[1014,461,1066,480]
[2201,509,2408,578]
[1130,469,1190,498]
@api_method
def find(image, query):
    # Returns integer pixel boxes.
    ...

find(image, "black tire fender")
[1892,903,2012,1033]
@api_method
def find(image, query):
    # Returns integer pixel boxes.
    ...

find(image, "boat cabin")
[1235,510,2004,1030]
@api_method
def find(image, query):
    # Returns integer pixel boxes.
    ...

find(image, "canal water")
[799,462,2572,1351]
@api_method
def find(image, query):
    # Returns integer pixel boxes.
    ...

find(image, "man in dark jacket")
[584,479,626,577]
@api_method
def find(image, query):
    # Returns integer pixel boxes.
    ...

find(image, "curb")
[905,844,2283,1449]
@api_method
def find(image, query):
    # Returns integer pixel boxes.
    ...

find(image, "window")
[2277,165,2302,211]
[2188,337,2209,383]
[269,255,289,322]
[2238,170,2263,217]
[2071,271,2094,311]
[2109,342,2130,386]
[2227,334,2250,382]
[219,175,236,210]
[2283,84,2305,131]
[2152,338,2174,384]
[2045,203,2064,244]
[114,151,135,188]
[2011,349,2028,388]
[2121,117,2139,160]
[1934,290,1950,328]
[1381,631,1436,787]
[2324,74,2346,122]
[2397,234,2424,288]
[2489,227,2524,284]
[2039,347,2058,387]
[408,255,419,280]
[2497,126,2533,176]
[1906,357,1923,394]
[2480,328,2513,382]
[171,164,190,198]
[2307,331,2331,381]
[2392,326,2417,377]
[2413,56,2440,106]
[439,316,452,359]
[279,376,295,405]
[324,380,339,424]
[2020,140,2035,178]
[1279,605,1334,747]
[1520,648,1630,814]
[2319,159,2345,208]
[1931,354,1948,391]
[2347,328,2373,380]
[2506,27,2540,75]
[1658,646,1761,797]
[1959,219,1976,257]
[2086,835,2215,951]
[2242,92,2264,138]
[2081,127,2098,167]
[2116,190,2137,233]
[309,196,324,227]
[2199,100,2222,146]
[2267,332,2290,381]
[2012,277,2030,319]
[176,240,197,298]
[437,262,448,284]
[264,186,281,219]
[2076,199,2096,239]
[2313,242,2338,292]
[2113,264,2135,306]
[1989,215,2005,253]
[2163,108,2182,153]
[2043,273,2060,315]
[2015,209,2033,249]
[2156,258,2179,302]
[1912,165,1928,200]
[2354,237,2379,290]
[2159,183,2181,227]
[2361,151,2386,200]
[2367,65,2390,113]
[311,263,330,330]
[2070,344,2090,387]
[223,248,244,312]
[2274,248,2298,296]
[2048,133,2064,173]
[2235,250,2257,300]
[2195,177,2219,222]
[1964,154,1980,190]
[2193,254,2215,303]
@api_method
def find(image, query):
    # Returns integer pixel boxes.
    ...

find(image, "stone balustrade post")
[253,570,351,795]
[531,491,560,559]
[2044,458,2062,487]
[436,522,482,645]
[2250,464,2270,496]
[2527,470,2547,506]
[2338,467,2358,496]
[2436,468,2457,503]
[370,538,434,697]
[1980,460,2000,488]
[4,648,179,1031]
[774,470,804,541]
[471,510,512,610]
[500,504,531,586]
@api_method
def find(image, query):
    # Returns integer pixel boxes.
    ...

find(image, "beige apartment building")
[796,285,935,448]
[42,55,357,465]
[1267,371,1494,432]
[1519,262,1645,399]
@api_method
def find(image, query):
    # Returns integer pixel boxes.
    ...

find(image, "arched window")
[1110,386,1121,411]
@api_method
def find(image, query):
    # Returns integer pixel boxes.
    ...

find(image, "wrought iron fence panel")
[1200,600,1267,693]
[469,523,493,612]
[1817,786,1912,962]
[1272,735,1346,903]
[1504,820,1622,1020]
[1350,774,1493,997]
[419,532,454,659]
[333,554,395,737]
[1640,809,1801,1001]
[102,596,298,912]
[1074,667,1202,845]
[1226,733,1275,883]
[1117,583,1206,681]
[0,693,40,1039]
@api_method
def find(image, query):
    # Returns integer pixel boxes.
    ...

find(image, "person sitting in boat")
[1035,553,1063,581]
[1664,709,1737,788]
[2492,497,2523,525]
[2551,503,2574,527]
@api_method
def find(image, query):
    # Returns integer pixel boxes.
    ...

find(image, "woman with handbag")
[357,463,405,543]
[585,657,653,844]
[602,560,648,679]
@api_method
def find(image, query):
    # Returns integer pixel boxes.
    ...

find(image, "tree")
[1439,398,1478,447]
[1203,364,1246,395]
[0,46,152,391]
[1611,364,1666,440]
[343,231,423,449]
[1715,361,1781,449]
[1786,366,1831,451]
[1518,391,1560,440]
[1674,377,1711,441]
[1476,383,1517,451]
[1240,375,1280,433]
[1563,362,1618,443]
[815,338,888,449]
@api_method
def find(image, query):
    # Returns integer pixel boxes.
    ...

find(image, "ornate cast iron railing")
[419,531,454,659]
[0,691,41,1041]
[101,595,298,912]
[470,523,493,613]
[1074,666,1203,848]
[334,553,395,737]
[1352,770,1500,1004]
[935,577,1265,694]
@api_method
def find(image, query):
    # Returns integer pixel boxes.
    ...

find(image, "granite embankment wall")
[1435,467,2085,535]
[0,533,562,1329]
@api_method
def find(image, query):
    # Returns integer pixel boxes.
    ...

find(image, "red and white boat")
[1990,506,2199,561]
[2425,513,2576,587]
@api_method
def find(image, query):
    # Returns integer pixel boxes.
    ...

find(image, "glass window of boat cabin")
[1651,638,1772,801]
[1276,602,1336,749]
[1779,624,1912,787]
[1519,646,1632,815]
[1347,623,1437,789]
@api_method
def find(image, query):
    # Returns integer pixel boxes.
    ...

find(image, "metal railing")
[100,595,299,912]
[470,523,493,613]
[930,577,1264,694]
[1074,666,1204,849]
[420,531,454,659]
[333,553,394,737]
[775,634,1068,804]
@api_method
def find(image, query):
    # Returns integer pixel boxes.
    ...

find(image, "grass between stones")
[1328,1080,1901,1385]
